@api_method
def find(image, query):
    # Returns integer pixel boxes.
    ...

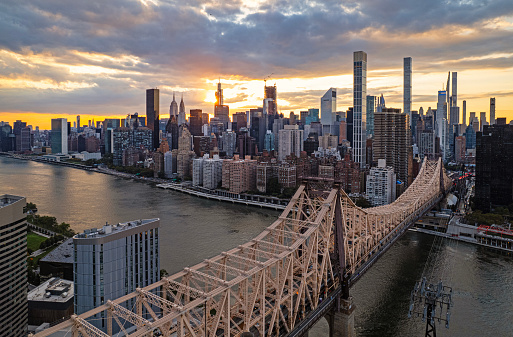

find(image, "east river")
[1,156,512,336]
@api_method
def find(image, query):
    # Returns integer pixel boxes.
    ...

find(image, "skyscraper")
[320,87,337,132]
[0,195,27,337]
[403,57,412,126]
[51,118,68,154]
[480,112,487,131]
[278,125,303,161]
[189,109,203,136]
[264,83,277,115]
[366,95,377,138]
[214,81,230,126]
[74,219,160,331]
[169,92,178,119]
[451,72,457,107]
[178,94,186,126]
[490,97,496,125]
[373,108,410,184]
[353,51,367,167]
[366,160,396,206]
[462,100,467,128]
[146,88,160,150]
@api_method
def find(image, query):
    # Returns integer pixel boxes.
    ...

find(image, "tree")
[24,202,37,213]
[355,196,372,208]
[160,269,169,279]
[266,177,280,196]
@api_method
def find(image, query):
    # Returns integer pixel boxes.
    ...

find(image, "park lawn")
[27,232,47,251]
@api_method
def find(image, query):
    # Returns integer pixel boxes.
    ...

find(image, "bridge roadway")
[33,158,452,337]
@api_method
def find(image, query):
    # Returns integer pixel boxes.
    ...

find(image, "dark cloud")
[1,0,512,118]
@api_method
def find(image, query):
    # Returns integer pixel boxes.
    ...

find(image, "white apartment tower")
[366,159,396,206]
[278,125,303,161]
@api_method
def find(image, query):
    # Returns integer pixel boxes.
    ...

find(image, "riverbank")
[1,152,288,211]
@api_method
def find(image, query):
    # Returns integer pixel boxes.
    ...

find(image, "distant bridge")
[34,158,452,337]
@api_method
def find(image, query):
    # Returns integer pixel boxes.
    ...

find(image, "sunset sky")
[1,0,512,130]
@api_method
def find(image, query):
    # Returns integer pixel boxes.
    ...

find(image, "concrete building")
[28,278,74,326]
[278,164,297,188]
[278,125,303,161]
[319,133,338,150]
[480,112,487,131]
[366,160,396,206]
[455,136,466,163]
[74,219,160,331]
[222,130,237,157]
[353,51,367,167]
[164,151,176,177]
[373,108,410,184]
[264,84,277,115]
[193,156,206,186]
[256,164,277,193]
[146,88,160,150]
[418,130,435,159]
[0,195,27,337]
[40,238,74,281]
[404,57,412,127]
[222,157,257,194]
[51,118,68,154]
[203,155,223,190]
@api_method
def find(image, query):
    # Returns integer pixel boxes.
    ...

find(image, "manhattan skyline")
[1,0,513,129]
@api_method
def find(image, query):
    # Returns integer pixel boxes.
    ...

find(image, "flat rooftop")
[40,238,74,264]
[74,218,159,239]
[0,194,24,208]
[28,278,73,303]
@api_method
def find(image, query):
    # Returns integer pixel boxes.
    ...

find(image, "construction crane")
[264,73,274,86]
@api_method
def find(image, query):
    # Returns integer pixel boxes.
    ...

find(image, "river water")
[1,157,511,336]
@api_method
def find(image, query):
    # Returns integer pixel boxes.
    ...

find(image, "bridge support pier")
[326,297,355,337]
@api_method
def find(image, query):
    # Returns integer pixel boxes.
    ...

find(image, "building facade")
[0,195,27,337]
[353,51,367,167]
[403,57,412,127]
[74,219,160,331]
[146,88,160,150]
[51,118,68,154]
[366,160,396,206]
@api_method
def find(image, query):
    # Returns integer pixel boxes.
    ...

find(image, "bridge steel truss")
[34,158,452,337]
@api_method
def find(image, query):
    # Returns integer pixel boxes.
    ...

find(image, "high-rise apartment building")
[366,95,377,138]
[146,88,160,150]
[475,125,513,212]
[480,112,487,131]
[278,125,304,161]
[353,51,367,167]
[366,160,396,206]
[320,87,337,129]
[490,97,496,125]
[451,72,457,107]
[373,108,410,184]
[51,118,68,154]
[404,57,412,126]
[0,195,27,337]
[74,219,160,331]
[203,155,223,189]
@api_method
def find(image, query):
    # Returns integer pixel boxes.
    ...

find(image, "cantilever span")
[34,158,451,337]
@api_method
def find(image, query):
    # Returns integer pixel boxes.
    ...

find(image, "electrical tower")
[408,277,453,337]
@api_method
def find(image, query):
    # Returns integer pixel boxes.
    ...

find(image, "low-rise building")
[28,278,74,326]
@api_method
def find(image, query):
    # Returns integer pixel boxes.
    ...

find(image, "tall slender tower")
[490,97,496,125]
[404,57,412,127]
[462,100,467,128]
[353,51,367,167]
[446,72,451,107]
[451,72,457,107]
[169,92,178,119]
[178,93,186,126]
[215,81,223,106]
[146,88,160,150]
